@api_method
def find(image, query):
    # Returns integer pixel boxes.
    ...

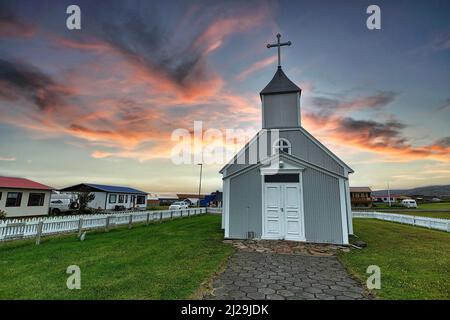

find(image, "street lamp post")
[197,163,203,207]
[387,182,391,207]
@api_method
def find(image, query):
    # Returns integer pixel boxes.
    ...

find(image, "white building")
[0,176,53,218]
[59,183,148,210]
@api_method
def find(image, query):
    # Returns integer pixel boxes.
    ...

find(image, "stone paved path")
[204,251,369,300]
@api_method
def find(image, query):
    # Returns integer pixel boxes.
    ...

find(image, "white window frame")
[272,138,292,155]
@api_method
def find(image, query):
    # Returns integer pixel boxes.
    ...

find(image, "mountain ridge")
[371,184,450,197]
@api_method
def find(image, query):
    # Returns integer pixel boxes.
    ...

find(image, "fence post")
[128,214,133,229]
[146,212,150,226]
[105,216,110,232]
[77,218,83,237]
[170,211,173,219]
[188,209,190,217]
[35,221,43,245]
[159,211,163,222]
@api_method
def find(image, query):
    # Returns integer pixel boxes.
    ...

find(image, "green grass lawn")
[0,215,233,300]
[372,202,450,210]
[339,219,450,300]
[416,202,450,210]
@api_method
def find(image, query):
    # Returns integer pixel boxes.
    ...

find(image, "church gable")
[221,128,351,178]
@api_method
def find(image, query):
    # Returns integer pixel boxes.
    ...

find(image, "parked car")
[169,201,189,210]
[401,199,417,208]
[49,198,79,214]
[49,194,79,215]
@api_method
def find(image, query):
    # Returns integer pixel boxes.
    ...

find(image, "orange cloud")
[236,55,277,81]
[192,6,269,54]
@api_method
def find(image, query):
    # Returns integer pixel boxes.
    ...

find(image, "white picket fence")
[0,208,207,242]
[206,207,222,214]
[353,211,450,232]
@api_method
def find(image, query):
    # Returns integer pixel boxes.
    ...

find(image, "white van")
[49,193,79,215]
[401,199,417,208]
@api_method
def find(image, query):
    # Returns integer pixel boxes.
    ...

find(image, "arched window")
[272,138,291,154]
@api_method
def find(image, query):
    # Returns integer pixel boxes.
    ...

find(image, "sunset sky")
[0,0,449,193]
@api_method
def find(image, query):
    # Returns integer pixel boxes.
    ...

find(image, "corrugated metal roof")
[60,183,147,194]
[260,67,301,95]
[85,183,147,194]
[0,176,53,190]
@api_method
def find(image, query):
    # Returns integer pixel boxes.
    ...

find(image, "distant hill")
[372,185,450,197]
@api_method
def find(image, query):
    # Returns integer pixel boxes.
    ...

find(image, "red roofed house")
[0,176,53,218]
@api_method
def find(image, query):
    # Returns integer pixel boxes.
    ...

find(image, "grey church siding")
[303,169,343,244]
[273,130,345,176]
[226,164,345,244]
[228,167,262,239]
[263,93,299,128]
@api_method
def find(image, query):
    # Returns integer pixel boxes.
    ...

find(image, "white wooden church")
[220,34,353,245]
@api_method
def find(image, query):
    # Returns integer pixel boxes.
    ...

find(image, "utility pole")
[197,163,203,207]
[387,182,391,207]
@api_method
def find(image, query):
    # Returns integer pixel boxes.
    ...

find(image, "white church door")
[283,184,304,241]
[263,184,284,239]
[263,181,305,241]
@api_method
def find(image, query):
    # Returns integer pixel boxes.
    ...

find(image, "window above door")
[272,138,291,155]
[264,174,299,183]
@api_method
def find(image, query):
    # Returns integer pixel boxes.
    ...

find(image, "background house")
[0,176,53,218]
[200,191,223,207]
[59,183,147,211]
[373,194,400,203]
[157,193,179,206]
[349,187,372,208]
[146,192,160,207]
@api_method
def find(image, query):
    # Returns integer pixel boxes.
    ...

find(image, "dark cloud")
[64,3,212,90]
[0,0,35,38]
[0,58,70,110]
[438,98,450,111]
[338,117,407,147]
[435,137,450,148]
[311,91,397,113]
[58,1,268,96]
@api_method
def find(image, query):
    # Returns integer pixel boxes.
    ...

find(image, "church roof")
[260,67,301,95]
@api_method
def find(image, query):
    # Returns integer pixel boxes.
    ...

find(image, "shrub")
[0,210,7,220]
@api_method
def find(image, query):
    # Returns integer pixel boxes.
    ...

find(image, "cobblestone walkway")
[204,251,369,300]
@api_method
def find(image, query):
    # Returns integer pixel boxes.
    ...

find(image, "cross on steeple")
[266,33,291,68]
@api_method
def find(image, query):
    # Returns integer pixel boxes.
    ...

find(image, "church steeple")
[260,34,302,129]
[260,67,301,96]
